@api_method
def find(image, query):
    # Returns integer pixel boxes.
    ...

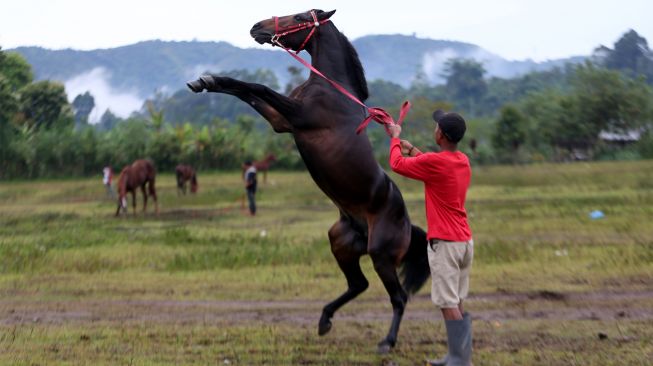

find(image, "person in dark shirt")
[388,110,473,366]
[243,160,258,216]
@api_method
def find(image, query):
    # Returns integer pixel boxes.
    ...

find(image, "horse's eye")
[294,15,302,21]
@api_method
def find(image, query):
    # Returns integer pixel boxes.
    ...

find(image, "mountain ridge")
[9,35,584,119]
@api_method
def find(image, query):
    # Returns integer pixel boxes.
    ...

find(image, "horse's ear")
[317,9,336,21]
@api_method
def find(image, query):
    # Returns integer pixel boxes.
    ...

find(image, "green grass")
[1,161,652,365]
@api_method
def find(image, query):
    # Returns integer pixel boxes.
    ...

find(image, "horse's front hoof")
[186,79,204,93]
[377,340,394,354]
[318,313,332,336]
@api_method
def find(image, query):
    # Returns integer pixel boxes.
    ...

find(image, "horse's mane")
[331,28,369,101]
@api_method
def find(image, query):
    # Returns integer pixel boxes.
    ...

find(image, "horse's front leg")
[187,75,297,133]
[131,191,137,216]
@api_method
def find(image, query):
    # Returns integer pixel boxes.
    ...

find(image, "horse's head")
[250,9,336,52]
[115,193,128,216]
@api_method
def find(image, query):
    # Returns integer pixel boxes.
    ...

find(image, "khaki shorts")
[427,238,474,308]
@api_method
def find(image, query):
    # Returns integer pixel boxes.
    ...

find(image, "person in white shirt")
[103,165,115,198]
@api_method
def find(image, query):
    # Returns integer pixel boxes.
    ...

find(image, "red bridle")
[271,10,330,53]
[271,11,410,136]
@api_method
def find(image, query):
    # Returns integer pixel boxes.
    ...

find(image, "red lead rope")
[271,11,411,136]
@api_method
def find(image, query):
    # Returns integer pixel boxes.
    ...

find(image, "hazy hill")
[10,35,584,120]
[13,40,295,96]
[354,35,584,84]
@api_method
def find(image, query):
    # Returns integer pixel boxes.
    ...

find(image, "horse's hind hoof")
[318,314,332,336]
[376,340,393,354]
[187,79,204,93]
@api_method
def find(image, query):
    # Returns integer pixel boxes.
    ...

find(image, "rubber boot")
[426,354,448,366]
[426,313,472,366]
[462,312,472,365]
[436,313,472,366]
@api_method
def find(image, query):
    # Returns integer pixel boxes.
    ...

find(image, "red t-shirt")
[389,138,472,241]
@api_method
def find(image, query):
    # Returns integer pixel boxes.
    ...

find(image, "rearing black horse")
[187,9,429,353]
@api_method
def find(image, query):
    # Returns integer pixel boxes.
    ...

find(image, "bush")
[636,131,653,159]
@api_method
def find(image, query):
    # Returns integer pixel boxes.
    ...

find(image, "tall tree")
[146,101,164,132]
[1,47,33,174]
[367,79,406,108]
[492,105,527,162]
[572,62,653,134]
[0,49,33,92]
[97,109,121,131]
[0,77,17,172]
[601,30,653,82]
[410,67,431,96]
[526,62,653,153]
[0,47,32,126]
[18,80,73,130]
[0,77,18,126]
[72,91,95,127]
[442,59,487,116]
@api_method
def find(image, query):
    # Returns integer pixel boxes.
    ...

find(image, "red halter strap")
[272,10,330,53]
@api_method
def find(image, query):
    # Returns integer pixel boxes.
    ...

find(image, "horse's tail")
[400,224,430,296]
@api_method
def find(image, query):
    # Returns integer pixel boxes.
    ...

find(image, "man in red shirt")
[388,110,473,366]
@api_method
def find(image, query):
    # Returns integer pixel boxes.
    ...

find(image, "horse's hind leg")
[141,185,148,213]
[149,179,159,214]
[368,219,411,354]
[319,218,368,336]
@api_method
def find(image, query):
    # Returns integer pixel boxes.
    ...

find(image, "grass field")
[1,161,652,365]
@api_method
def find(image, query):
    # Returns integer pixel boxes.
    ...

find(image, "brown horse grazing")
[115,159,158,216]
[187,9,429,353]
[254,154,276,183]
[175,164,198,195]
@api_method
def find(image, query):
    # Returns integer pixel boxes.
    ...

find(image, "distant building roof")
[599,129,642,142]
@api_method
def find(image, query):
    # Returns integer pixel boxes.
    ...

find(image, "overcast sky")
[1,0,651,62]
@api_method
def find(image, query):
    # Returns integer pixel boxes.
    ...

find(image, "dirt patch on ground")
[2,289,651,326]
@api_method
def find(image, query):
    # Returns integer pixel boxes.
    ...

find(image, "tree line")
[1,30,652,179]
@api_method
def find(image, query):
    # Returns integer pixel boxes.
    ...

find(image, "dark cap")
[432,109,466,143]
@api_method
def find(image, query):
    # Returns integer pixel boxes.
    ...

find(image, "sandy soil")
[2,289,651,326]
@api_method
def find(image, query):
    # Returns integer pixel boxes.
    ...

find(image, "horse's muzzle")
[252,33,272,45]
[250,25,273,45]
